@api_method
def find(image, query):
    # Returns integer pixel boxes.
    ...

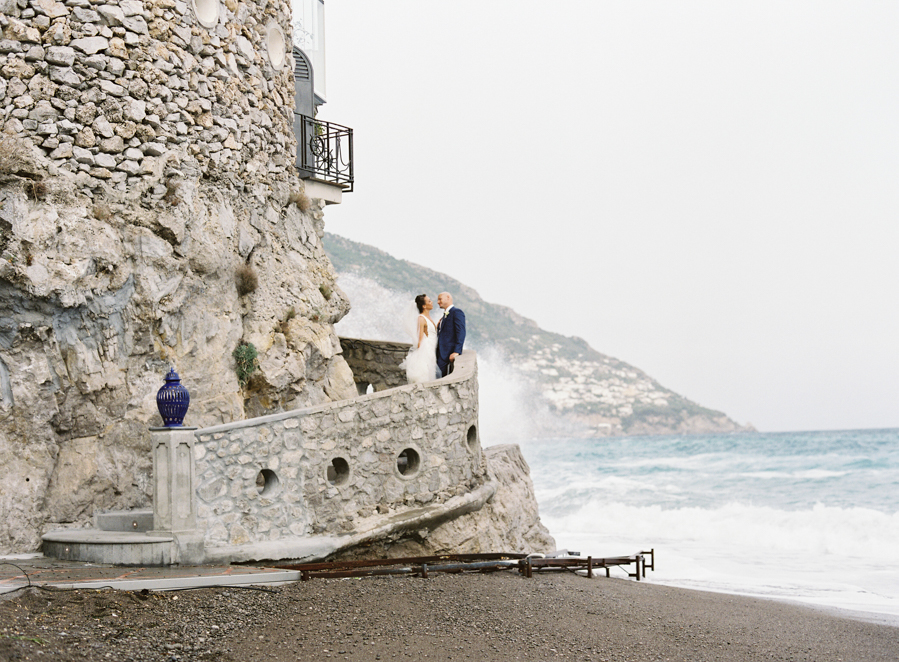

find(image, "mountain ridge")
[324,232,750,437]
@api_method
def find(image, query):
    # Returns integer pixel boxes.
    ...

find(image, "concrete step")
[42,530,174,566]
[95,509,154,532]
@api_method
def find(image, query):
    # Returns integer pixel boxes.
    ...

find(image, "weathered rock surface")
[0,157,355,554]
[0,0,359,554]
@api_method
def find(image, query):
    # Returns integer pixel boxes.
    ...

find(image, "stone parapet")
[338,337,410,394]
[37,348,558,565]
[193,348,483,555]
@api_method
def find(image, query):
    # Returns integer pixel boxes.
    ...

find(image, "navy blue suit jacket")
[436,307,466,372]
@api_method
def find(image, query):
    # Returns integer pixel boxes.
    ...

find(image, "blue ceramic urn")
[156,368,190,427]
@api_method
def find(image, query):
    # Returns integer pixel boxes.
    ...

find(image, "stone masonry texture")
[194,359,484,550]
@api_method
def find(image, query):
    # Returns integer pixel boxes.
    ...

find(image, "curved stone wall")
[193,350,484,552]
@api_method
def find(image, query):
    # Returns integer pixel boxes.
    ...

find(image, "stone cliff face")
[0,0,357,554]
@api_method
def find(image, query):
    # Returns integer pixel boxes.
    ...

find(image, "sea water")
[517,429,899,623]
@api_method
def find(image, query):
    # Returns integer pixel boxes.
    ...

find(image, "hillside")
[324,233,749,437]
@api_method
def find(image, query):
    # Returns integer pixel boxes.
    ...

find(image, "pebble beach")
[2,570,897,661]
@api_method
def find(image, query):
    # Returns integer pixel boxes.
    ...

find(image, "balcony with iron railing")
[295,114,354,196]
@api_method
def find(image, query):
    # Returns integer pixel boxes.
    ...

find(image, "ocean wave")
[523,430,899,617]
[739,469,848,480]
[542,500,899,560]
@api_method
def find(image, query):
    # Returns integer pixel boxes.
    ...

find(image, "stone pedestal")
[148,427,204,564]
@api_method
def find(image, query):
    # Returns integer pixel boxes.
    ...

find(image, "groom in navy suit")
[436,292,465,377]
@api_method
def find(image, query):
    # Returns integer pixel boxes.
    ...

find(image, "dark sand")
[1,571,897,661]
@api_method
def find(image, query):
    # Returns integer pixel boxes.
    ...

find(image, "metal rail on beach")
[272,550,655,582]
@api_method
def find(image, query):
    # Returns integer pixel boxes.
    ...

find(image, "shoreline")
[2,569,897,661]
[646,577,899,629]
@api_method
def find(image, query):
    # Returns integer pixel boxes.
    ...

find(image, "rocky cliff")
[324,233,751,437]
[0,0,556,562]
[0,0,358,554]
[0,151,360,554]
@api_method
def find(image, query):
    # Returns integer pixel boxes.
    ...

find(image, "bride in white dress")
[400,294,438,384]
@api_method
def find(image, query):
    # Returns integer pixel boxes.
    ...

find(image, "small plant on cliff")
[163,180,182,206]
[233,341,258,387]
[92,203,113,222]
[288,190,312,213]
[235,264,259,296]
[319,283,332,300]
[25,179,47,201]
[276,306,296,335]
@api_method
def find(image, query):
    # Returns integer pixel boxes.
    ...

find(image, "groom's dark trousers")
[436,307,466,377]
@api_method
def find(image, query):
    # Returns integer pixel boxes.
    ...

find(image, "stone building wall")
[0,0,358,554]
[193,350,483,550]
[0,0,297,188]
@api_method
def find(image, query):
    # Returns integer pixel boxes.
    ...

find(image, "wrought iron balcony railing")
[295,115,354,192]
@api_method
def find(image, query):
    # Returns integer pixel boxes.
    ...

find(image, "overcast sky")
[314,1,898,433]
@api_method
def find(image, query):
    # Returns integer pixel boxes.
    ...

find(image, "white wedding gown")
[401,315,438,384]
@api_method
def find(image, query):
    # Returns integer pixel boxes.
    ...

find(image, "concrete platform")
[0,554,301,595]
[41,530,175,566]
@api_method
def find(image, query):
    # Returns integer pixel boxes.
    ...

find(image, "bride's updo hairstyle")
[415,294,427,313]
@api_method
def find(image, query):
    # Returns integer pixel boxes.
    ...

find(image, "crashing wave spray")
[334,273,577,444]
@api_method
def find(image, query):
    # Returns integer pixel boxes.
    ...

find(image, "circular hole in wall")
[466,425,479,453]
[266,23,286,69]
[396,448,421,477]
[327,457,350,486]
[192,0,220,28]
[256,469,280,496]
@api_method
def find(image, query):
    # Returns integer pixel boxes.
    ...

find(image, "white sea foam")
[542,500,899,618]
[523,430,899,620]
[544,501,899,558]
[333,273,413,343]
[740,469,848,480]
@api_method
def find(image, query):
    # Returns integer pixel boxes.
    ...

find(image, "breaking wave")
[333,272,572,443]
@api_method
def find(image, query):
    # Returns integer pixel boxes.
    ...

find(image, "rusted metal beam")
[272,551,653,582]
[275,552,526,573]
[641,548,655,573]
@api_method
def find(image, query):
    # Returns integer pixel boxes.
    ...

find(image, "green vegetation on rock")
[233,342,258,388]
